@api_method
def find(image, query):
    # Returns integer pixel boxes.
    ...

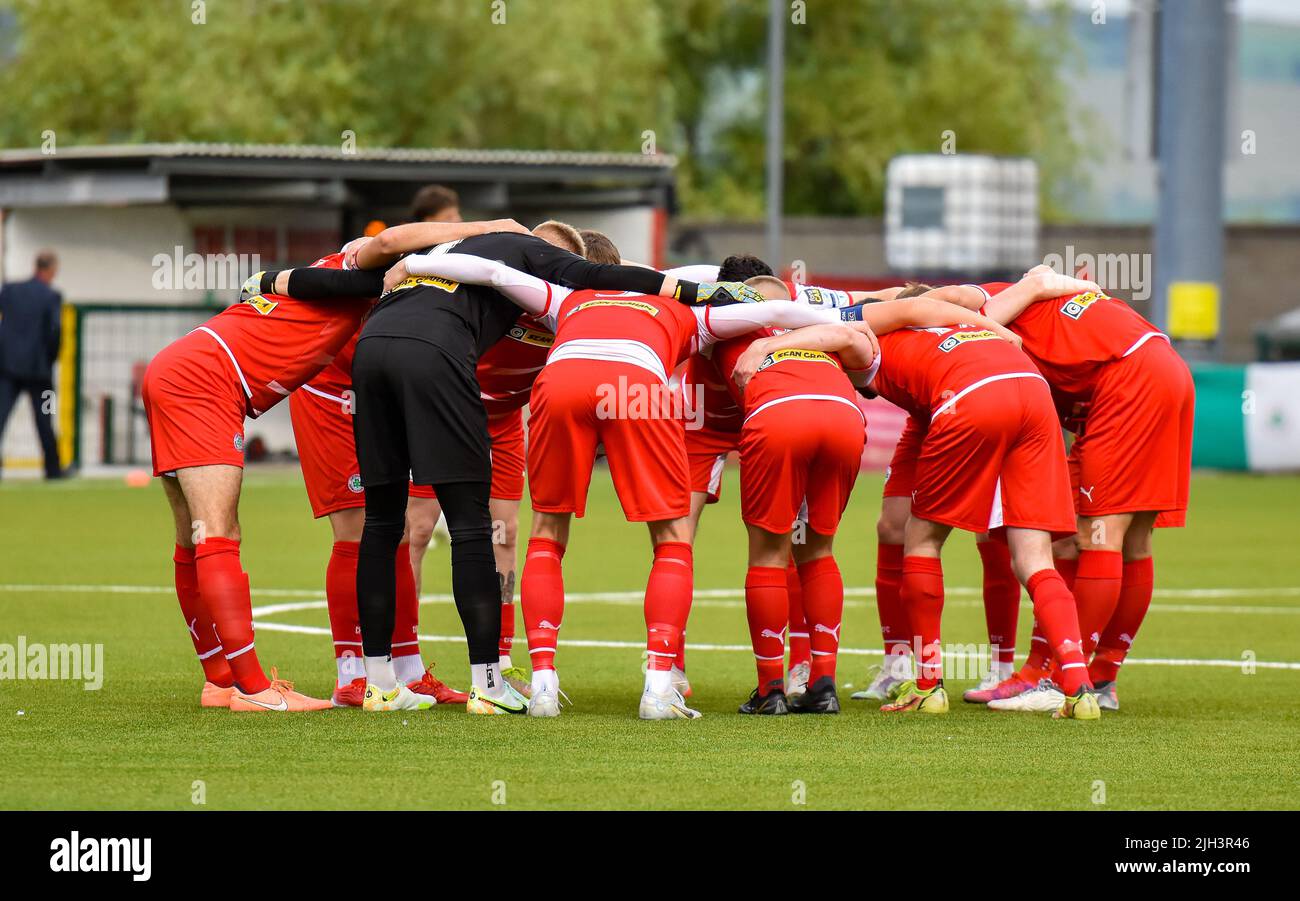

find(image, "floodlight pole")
[766,0,785,272]
[1153,0,1228,358]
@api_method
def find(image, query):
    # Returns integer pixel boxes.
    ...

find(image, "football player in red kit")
[385,251,844,718]
[142,259,371,712]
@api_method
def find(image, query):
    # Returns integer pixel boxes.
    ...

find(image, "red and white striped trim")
[742,393,864,426]
[193,326,254,404]
[932,372,1045,418]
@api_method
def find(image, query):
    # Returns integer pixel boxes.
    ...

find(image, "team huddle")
[141,187,1194,723]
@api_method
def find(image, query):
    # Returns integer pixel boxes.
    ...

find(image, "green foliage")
[0,0,1082,218]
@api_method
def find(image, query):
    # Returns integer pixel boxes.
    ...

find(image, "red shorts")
[141,330,247,476]
[685,427,739,504]
[883,414,925,499]
[911,375,1076,537]
[406,408,526,503]
[527,360,690,522]
[1070,338,1194,526]
[740,398,865,535]
[289,386,364,518]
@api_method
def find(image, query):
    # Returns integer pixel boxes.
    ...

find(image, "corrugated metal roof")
[0,141,676,169]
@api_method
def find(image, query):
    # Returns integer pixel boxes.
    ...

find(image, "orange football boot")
[201,681,236,708]
[228,667,333,712]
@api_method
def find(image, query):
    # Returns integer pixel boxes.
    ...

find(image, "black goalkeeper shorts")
[351,336,491,488]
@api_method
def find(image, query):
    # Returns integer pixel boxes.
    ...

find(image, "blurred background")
[0,0,1296,479]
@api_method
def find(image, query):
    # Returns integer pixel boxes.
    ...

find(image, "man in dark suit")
[0,250,65,480]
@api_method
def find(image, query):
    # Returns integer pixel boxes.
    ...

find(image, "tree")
[0,0,1082,218]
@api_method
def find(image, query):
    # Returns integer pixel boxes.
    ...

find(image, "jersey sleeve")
[404,252,570,320]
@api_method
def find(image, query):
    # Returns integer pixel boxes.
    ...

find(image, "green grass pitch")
[1,467,1298,810]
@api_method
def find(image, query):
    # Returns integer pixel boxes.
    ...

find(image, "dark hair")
[34,250,57,271]
[718,253,774,283]
[894,281,936,299]
[578,229,621,265]
[410,184,460,221]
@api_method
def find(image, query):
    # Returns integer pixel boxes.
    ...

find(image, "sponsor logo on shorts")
[507,325,555,347]
[391,275,460,294]
[758,348,840,370]
[233,434,244,453]
[571,298,661,316]
[1060,291,1107,320]
[937,330,1001,352]
[348,474,363,493]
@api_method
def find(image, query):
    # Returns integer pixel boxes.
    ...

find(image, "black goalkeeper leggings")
[356,480,501,666]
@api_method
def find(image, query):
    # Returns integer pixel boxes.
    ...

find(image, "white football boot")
[785,660,811,700]
[639,686,702,720]
[527,670,569,718]
[987,678,1065,712]
[1093,680,1120,711]
[850,653,913,701]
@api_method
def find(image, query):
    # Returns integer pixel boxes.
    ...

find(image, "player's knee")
[876,515,905,545]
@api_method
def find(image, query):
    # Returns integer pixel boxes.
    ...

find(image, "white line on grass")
[4,582,1300,616]
[1,582,1290,671]
[249,619,1300,671]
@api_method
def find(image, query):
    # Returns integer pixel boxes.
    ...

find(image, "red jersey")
[546,289,703,381]
[712,328,859,422]
[868,325,1041,420]
[200,252,370,416]
[987,285,1167,398]
[682,353,744,434]
[477,314,553,417]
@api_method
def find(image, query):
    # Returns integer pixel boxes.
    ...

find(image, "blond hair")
[533,220,586,256]
[894,281,936,299]
[743,275,791,300]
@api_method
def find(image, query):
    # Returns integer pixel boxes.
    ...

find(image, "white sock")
[532,668,558,694]
[392,653,426,685]
[336,653,365,687]
[472,661,507,698]
[498,654,514,671]
[645,668,672,694]
[364,655,398,691]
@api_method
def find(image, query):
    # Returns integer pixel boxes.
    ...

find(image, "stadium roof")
[0,141,677,212]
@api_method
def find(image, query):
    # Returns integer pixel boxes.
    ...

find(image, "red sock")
[785,558,811,668]
[977,540,1020,665]
[876,542,910,656]
[672,631,687,672]
[1074,550,1123,656]
[500,601,517,660]
[1026,569,1091,695]
[392,542,421,663]
[799,555,843,685]
[1021,556,1078,676]
[1091,557,1154,683]
[745,566,788,692]
[194,537,270,694]
[174,545,233,687]
[645,542,693,672]
[901,556,944,689]
[522,538,565,671]
[325,540,362,668]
